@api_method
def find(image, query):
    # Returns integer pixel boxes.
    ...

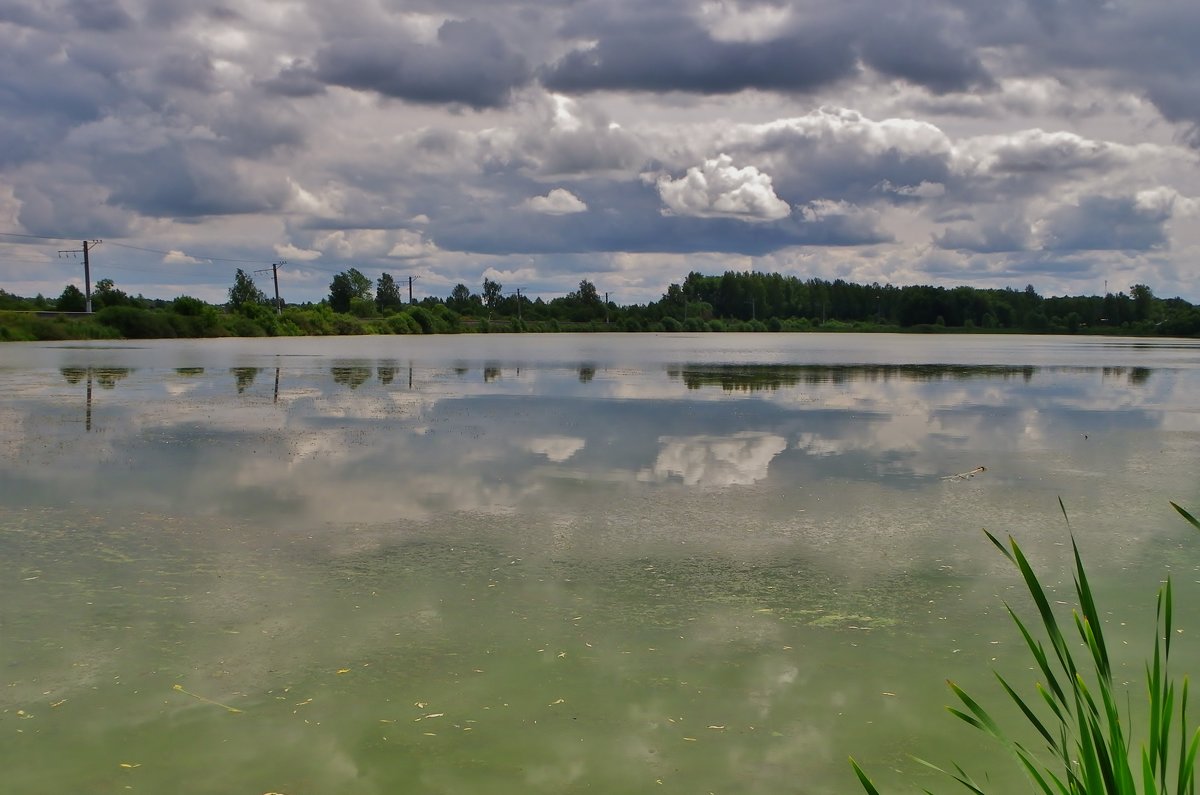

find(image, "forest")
[2,267,1198,341]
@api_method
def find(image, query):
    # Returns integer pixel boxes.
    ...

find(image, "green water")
[2,334,1199,794]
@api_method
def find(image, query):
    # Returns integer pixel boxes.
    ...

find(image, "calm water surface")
[2,333,1199,794]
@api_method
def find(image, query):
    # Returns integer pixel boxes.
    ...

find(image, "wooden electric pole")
[58,240,102,313]
[272,261,285,314]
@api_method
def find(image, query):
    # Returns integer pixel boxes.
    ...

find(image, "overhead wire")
[105,241,273,264]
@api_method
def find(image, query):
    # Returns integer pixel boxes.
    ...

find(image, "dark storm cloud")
[959,0,1200,141]
[1040,195,1172,252]
[544,13,858,95]
[0,0,53,28]
[542,0,1002,97]
[858,12,992,94]
[155,52,217,92]
[67,0,133,31]
[312,19,531,109]
[258,60,327,98]
[934,217,1033,253]
[98,143,288,218]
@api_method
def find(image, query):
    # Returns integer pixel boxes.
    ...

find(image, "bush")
[387,314,420,334]
[95,306,178,338]
[408,307,435,334]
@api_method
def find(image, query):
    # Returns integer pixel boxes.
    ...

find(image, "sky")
[1,0,1198,306]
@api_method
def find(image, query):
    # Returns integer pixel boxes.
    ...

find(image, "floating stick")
[172,684,243,713]
[942,466,987,481]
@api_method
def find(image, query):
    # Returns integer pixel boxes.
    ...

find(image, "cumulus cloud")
[274,243,322,261]
[523,188,589,215]
[656,154,791,221]
[163,250,201,265]
[387,230,438,259]
[640,433,787,487]
[526,436,586,462]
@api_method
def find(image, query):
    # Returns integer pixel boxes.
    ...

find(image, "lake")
[2,333,1199,794]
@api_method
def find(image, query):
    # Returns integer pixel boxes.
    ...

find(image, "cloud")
[544,6,858,96]
[694,1,795,44]
[312,19,531,109]
[639,432,787,487]
[274,243,322,261]
[656,154,791,221]
[1,0,1200,304]
[526,436,586,462]
[163,250,201,265]
[524,188,589,215]
[387,230,438,258]
[858,9,992,94]
[1037,193,1176,252]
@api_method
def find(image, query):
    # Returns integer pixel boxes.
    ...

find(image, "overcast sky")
[1,0,1198,305]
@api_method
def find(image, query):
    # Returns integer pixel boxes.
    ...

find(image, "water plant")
[851,500,1200,794]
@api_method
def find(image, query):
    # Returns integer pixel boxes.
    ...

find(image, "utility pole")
[515,288,522,321]
[58,240,102,313]
[408,275,419,305]
[604,291,609,324]
[255,260,286,315]
[271,261,285,314]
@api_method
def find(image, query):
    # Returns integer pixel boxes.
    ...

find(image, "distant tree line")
[2,267,1198,341]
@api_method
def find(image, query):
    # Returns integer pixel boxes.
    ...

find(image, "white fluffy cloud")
[526,436,587,462]
[655,154,791,221]
[523,188,589,215]
[640,432,787,487]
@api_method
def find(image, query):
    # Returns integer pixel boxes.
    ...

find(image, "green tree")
[56,284,87,312]
[228,269,266,311]
[329,268,372,313]
[376,272,403,313]
[93,277,130,309]
[482,278,503,311]
[1131,283,1155,322]
[449,283,473,311]
[575,279,601,306]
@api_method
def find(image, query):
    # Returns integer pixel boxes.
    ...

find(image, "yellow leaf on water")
[425,712,444,718]
[119,763,141,769]
[336,669,351,674]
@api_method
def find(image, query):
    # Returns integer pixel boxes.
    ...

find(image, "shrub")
[95,306,178,338]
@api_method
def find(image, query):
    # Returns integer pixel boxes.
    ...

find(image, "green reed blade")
[996,671,1060,752]
[849,758,883,795]
[1170,502,1200,532]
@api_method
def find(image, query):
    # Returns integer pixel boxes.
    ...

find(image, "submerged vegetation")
[3,268,1199,340]
[851,501,1200,794]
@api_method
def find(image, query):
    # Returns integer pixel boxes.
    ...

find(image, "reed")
[852,500,1200,794]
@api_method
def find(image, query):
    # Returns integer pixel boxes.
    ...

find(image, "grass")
[851,500,1200,794]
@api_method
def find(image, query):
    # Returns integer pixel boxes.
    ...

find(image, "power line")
[0,231,78,241]
[106,241,272,264]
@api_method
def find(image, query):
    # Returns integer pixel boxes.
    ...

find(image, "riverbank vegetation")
[3,269,1198,341]
[852,501,1200,795]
